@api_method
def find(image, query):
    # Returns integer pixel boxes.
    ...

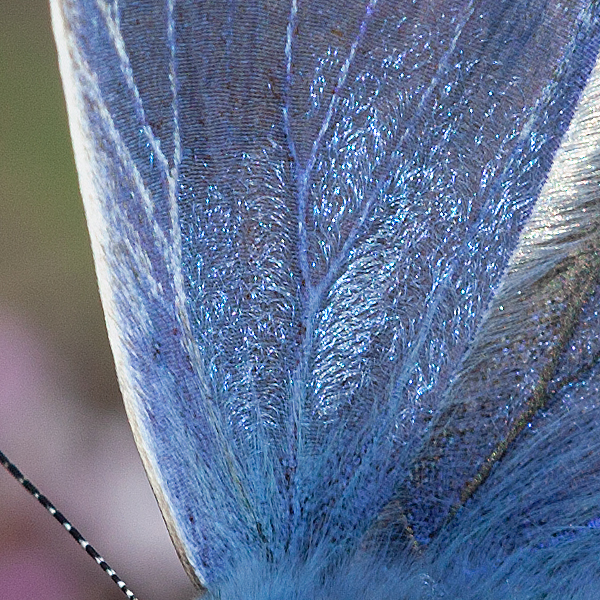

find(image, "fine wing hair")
[51,1,600,598]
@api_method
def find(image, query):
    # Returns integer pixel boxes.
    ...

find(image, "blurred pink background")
[0,2,195,599]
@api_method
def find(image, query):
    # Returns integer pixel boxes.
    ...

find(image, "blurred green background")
[0,2,194,599]
[0,0,115,403]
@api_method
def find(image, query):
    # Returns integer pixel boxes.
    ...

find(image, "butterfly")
[49,0,600,598]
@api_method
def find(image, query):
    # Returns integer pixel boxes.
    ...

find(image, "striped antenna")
[0,448,139,600]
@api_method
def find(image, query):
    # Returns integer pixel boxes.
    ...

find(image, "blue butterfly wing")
[51,0,600,597]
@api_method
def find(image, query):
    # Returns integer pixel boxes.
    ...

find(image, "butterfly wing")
[51,0,600,596]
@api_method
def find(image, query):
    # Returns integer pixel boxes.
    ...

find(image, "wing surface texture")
[51,0,600,596]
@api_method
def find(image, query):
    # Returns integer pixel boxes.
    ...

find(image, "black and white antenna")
[0,448,139,600]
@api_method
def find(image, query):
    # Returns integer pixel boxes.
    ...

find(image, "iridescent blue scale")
[50,2,600,598]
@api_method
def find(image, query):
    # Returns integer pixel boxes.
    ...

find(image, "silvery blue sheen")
[50,1,600,598]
